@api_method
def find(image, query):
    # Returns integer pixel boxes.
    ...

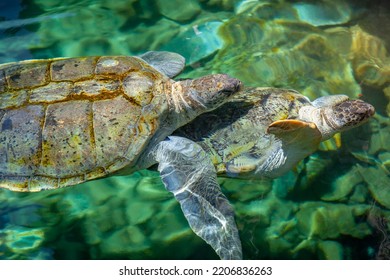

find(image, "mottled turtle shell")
[0,56,170,192]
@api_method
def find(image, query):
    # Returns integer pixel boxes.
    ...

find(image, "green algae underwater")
[0,0,390,260]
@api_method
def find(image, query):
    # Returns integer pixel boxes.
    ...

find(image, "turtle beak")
[355,100,375,116]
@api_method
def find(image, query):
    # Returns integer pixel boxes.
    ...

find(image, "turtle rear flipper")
[155,136,242,260]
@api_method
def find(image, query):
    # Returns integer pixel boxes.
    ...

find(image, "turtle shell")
[0,56,170,192]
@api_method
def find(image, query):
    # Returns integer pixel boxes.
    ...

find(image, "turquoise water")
[0,0,390,259]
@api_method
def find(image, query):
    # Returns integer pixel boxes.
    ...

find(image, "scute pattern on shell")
[0,56,169,192]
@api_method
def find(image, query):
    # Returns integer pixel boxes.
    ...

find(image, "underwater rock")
[357,164,390,210]
[265,216,298,252]
[236,0,359,26]
[0,190,63,237]
[272,171,297,199]
[56,37,118,57]
[321,166,364,202]
[266,233,295,258]
[147,202,203,259]
[202,18,361,100]
[367,115,390,156]
[0,13,71,61]
[296,202,371,240]
[346,114,390,208]
[292,0,353,27]
[37,6,126,48]
[74,172,180,258]
[0,12,74,30]
[4,226,44,253]
[350,25,390,87]
[292,239,344,259]
[156,0,201,22]
[90,204,127,235]
[240,193,296,227]
[80,184,141,246]
[324,26,354,56]
[149,203,191,243]
[325,25,390,97]
[133,170,171,201]
[291,239,316,258]
[34,0,138,17]
[82,180,120,207]
[126,200,155,225]
[60,180,135,247]
[234,0,262,14]
[273,152,333,200]
[60,188,93,217]
[220,177,272,202]
[83,217,103,246]
[3,204,44,228]
[0,226,50,259]
[317,240,344,259]
[236,1,297,20]
[162,21,224,65]
[294,154,332,190]
[124,18,181,53]
[378,152,390,170]
[349,183,370,204]
[98,0,138,18]
[367,206,390,260]
[356,2,390,49]
[97,225,150,258]
[384,87,390,117]
[0,33,40,63]
[218,14,266,46]
[239,193,299,257]
[204,0,237,11]
[34,0,78,10]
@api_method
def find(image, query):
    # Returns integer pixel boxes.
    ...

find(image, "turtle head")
[299,95,375,141]
[171,74,242,125]
[328,99,375,130]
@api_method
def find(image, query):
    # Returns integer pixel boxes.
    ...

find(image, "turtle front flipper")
[138,51,185,78]
[154,136,242,260]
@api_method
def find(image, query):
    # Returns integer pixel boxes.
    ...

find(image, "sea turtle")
[171,87,374,258]
[177,87,375,180]
[145,86,374,259]
[0,51,243,259]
